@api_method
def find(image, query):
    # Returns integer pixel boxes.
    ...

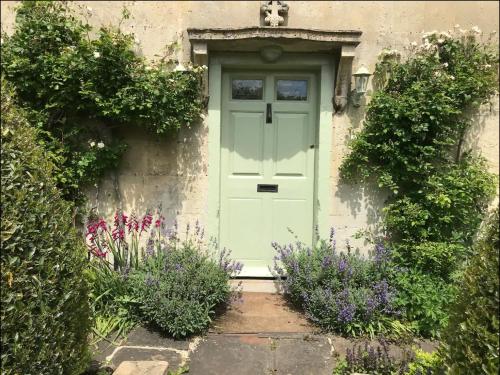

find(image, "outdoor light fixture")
[351,65,371,107]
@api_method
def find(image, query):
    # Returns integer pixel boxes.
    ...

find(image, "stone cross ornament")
[261,1,289,27]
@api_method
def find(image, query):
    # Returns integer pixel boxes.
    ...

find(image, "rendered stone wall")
[1,1,498,252]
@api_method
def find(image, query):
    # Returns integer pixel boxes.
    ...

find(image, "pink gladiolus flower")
[140,212,153,233]
[127,213,139,233]
[155,215,165,228]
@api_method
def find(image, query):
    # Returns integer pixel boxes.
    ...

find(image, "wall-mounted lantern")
[351,65,371,107]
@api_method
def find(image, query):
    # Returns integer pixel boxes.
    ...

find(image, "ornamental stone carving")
[261,1,289,27]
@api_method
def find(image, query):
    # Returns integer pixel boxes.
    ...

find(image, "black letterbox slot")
[257,184,278,193]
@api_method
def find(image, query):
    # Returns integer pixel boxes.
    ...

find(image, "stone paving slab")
[188,333,344,375]
[125,326,191,351]
[112,347,183,370]
[113,361,169,375]
[211,292,314,334]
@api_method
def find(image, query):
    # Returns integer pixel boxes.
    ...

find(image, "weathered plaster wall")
[2,1,499,251]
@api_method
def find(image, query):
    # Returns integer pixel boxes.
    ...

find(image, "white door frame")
[207,52,334,255]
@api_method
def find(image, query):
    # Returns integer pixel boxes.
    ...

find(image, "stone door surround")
[187,26,362,113]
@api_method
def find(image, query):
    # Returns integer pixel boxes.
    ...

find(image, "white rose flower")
[97,142,105,149]
[174,63,186,72]
[471,26,481,34]
[484,64,492,68]
[434,71,442,78]
[449,75,455,80]
[443,62,449,67]
[93,51,101,58]
[89,141,96,148]
[437,38,445,44]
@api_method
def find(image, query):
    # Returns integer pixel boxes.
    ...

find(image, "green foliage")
[339,29,498,337]
[0,80,91,374]
[384,156,496,246]
[87,261,139,345]
[406,349,444,375]
[1,1,204,203]
[340,31,498,191]
[392,269,457,337]
[441,209,499,374]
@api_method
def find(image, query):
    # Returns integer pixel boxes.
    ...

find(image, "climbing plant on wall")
[1,1,204,205]
[339,28,498,336]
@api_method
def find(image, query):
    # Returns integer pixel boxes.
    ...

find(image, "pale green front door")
[220,71,318,276]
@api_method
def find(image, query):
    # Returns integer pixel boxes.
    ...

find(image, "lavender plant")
[127,213,243,338]
[272,229,398,336]
[333,341,444,375]
[333,340,415,375]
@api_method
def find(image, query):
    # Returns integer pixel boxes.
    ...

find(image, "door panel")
[274,112,309,177]
[220,71,317,276]
[229,112,265,175]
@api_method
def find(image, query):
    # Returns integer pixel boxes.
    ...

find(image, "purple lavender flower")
[321,255,332,268]
[374,242,390,266]
[338,257,348,273]
[338,302,355,323]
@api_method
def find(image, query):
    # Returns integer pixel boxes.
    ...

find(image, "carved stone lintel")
[334,45,356,114]
[192,41,209,98]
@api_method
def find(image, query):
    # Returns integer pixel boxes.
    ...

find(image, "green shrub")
[0,80,91,374]
[129,239,241,338]
[272,235,399,337]
[406,349,444,375]
[1,1,204,204]
[339,30,498,337]
[392,269,456,337]
[442,208,499,374]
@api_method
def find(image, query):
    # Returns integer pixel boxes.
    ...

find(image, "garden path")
[89,292,437,374]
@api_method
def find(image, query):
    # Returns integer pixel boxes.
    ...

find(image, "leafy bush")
[272,233,398,336]
[86,210,242,339]
[339,29,498,337]
[406,349,444,375]
[1,80,91,374]
[441,208,499,374]
[1,1,204,203]
[392,269,457,337]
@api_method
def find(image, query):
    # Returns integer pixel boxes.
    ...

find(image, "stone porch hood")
[187,27,363,112]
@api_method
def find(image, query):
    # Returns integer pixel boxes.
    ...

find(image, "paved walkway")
[87,292,438,374]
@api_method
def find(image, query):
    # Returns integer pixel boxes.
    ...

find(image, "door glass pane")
[232,79,263,100]
[276,80,307,101]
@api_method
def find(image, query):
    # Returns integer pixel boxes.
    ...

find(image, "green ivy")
[339,29,498,337]
[1,1,204,205]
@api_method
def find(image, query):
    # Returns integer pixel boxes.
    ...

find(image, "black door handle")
[266,103,272,123]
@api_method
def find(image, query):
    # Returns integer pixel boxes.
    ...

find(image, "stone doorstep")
[113,361,169,375]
